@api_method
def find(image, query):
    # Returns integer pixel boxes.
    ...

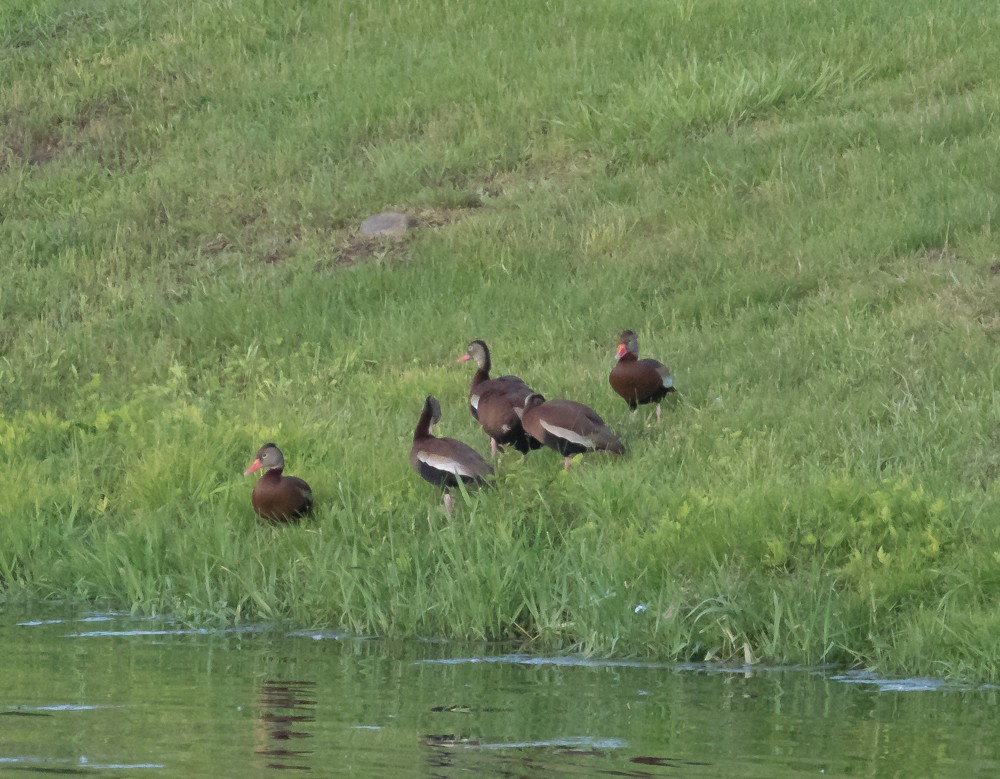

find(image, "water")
[3,610,1000,777]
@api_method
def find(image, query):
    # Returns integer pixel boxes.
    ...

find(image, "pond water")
[2,610,999,778]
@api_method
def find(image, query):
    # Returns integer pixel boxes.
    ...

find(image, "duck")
[609,329,675,422]
[457,339,540,456]
[410,395,494,516]
[244,443,313,523]
[516,393,626,469]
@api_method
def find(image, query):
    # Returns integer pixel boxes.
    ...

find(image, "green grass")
[4,0,1000,679]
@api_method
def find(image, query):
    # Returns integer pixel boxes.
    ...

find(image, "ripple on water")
[286,629,356,641]
[63,624,271,638]
[414,653,675,669]
[468,736,629,750]
[4,704,117,712]
[0,756,164,770]
[827,670,976,693]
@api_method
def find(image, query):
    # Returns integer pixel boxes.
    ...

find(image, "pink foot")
[443,493,454,518]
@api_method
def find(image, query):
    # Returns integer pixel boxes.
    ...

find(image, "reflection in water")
[419,730,698,779]
[6,611,1000,778]
[255,679,316,772]
[420,708,690,779]
[420,732,476,778]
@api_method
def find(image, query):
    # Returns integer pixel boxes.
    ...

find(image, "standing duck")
[244,443,313,523]
[516,394,626,469]
[457,339,540,456]
[609,329,675,422]
[410,395,494,516]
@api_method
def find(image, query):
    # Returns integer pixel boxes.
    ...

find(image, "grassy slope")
[3,0,1000,679]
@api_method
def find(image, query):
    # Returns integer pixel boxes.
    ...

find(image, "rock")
[360,211,413,238]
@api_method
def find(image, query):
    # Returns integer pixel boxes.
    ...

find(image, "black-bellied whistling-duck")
[609,329,675,422]
[410,395,494,516]
[244,443,313,523]
[516,393,626,469]
[457,339,540,456]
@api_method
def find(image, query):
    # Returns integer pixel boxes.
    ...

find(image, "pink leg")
[656,403,662,423]
[490,438,498,458]
[563,456,572,470]
[443,493,454,518]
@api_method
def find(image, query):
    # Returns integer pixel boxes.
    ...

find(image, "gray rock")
[360,211,413,238]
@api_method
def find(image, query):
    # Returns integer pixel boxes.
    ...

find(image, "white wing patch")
[470,393,480,411]
[540,421,594,449]
[417,451,477,478]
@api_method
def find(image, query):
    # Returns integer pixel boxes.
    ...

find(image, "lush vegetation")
[3,0,1000,680]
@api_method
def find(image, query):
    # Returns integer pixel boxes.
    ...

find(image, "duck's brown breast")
[252,472,313,523]
[476,387,540,454]
[610,359,672,407]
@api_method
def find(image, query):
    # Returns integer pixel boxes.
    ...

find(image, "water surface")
[2,609,999,777]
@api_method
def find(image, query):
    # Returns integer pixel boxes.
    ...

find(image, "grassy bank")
[3,0,1000,680]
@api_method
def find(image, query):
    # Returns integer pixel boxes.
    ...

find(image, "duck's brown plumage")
[609,330,674,419]
[457,339,540,454]
[245,443,313,523]
[410,396,493,512]
[517,394,626,467]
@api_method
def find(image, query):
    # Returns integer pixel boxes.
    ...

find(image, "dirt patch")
[410,206,469,229]
[479,173,503,200]
[332,204,482,266]
[923,247,958,263]
[0,95,133,173]
[0,120,59,169]
[334,234,409,266]
[219,203,484,267]
[261,241,297,264]
[975,310,1000,337]
[195,198,486,268]
[199,236,233,257]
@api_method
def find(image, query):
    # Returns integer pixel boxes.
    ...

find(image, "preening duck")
[244,443,313,523]
[609,329,675,422]
[410,395,494,516]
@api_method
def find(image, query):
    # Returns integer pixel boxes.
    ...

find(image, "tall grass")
[4,0,1000,679]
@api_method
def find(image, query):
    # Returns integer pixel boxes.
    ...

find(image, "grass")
[4,0,1000,679]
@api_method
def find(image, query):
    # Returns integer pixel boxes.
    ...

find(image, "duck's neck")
[471,365,491,388]
[618,352,638,363]
[470,347,492,387]
[414,404,434,441]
